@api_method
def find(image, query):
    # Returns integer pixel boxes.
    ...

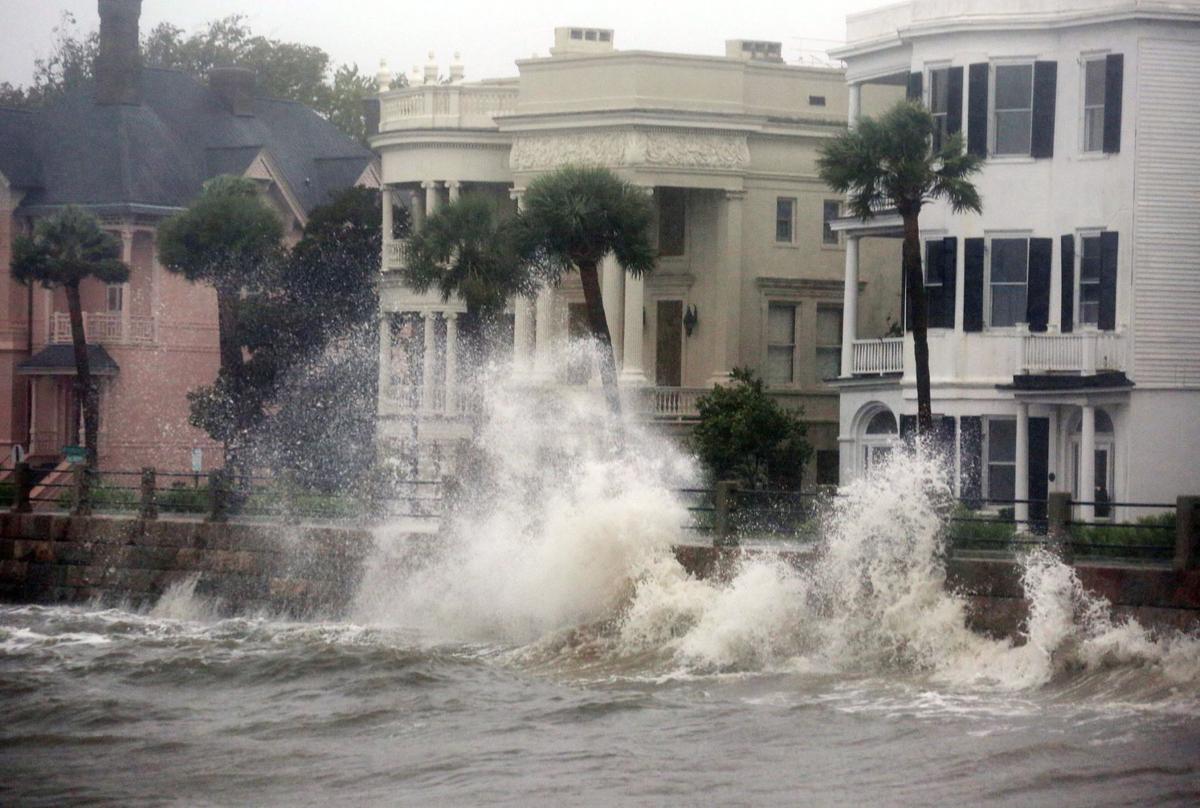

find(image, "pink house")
[0,0,377,475]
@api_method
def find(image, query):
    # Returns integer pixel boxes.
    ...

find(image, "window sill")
[820,242,844,251]
[774,241,800,250]
[986,155,1037,164]
[1074,152,1114,162]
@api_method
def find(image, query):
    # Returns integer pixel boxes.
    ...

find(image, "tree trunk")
[577,260,622,417]
[902,213,934,435]
[65,282,97,512]
[214,284,250,486]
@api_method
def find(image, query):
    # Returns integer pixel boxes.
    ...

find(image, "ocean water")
[3,363,1198,806]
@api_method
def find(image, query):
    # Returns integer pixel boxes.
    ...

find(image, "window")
[775,198,795,243]
[1082,58,1106,152]
[808,95,826,107]
[993,64,1033,156]
[822,200,840,245]
[1078,235,1102,326]
[815,306,843,383]
[863,409,897,472]
[106,284,123,313]
[657,188,686,257]
[816,450,839,486]
[929,67,951,152]
[766,303,796,385]
[985,417,1016,503]
[989,238,1029,327]
[924,240,944,290]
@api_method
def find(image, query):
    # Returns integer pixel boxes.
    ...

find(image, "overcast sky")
[0,0,888,87]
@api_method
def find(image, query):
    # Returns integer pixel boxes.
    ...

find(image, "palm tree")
[403,194,536,352]
[516,166,656,416]
[818,101,983,434]
[11,207,130,501]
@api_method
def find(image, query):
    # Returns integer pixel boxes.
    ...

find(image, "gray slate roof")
[1,68,374,216]
[17,345,120,376]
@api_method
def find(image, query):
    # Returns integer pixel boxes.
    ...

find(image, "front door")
[1072,443,1113,518]
[655,300,683,387]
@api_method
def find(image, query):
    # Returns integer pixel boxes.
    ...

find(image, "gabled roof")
[11,67,375,216]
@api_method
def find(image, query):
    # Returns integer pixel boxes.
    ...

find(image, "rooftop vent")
[725,39,784,64]
[551,27,615,56]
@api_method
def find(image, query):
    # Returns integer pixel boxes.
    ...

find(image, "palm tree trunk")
[576,260,622,416]
[903,213,934,435]
[65,282,97,512]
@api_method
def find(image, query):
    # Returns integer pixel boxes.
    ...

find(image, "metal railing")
[851,337,904,375]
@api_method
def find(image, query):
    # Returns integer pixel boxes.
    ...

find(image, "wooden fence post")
[1174,496,1199,572]
[714,480,740,548]
[11,462,31,513]
[1047,491,1073,563]
[139,467,158,521]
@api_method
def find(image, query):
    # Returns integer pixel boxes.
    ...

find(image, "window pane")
[776,198,793,242]
[991,239,1028,282]
[989,419,1016,462]
[995,64,1032,109]
[823,200,840,245]
[995,110,1032,154]
[1080,236,1101,282]
[1085,59,1106,107]
[929,68,949,113]
[816,307,842,344]
[1084,107,1105,151]
[925,242,943,285]
[991,286,1027,327]
[866,411,897,435]
[766,346,794,384]
[768,304,795,344]
[988,464,1016,502]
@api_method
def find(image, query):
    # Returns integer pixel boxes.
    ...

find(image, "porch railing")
[1021,332,1126,374]
[49,311,156,345]
[850,338,904,375]
[384,241,407,271]
[642,387,707,420]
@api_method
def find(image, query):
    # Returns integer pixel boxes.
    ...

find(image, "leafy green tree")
[10,207,129,493]
[516,166,656,415]
[818,101,983,434]
[404,194,536,352]
[691,368,812,490]
[157,176,283,471]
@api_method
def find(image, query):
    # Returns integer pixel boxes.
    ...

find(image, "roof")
[17,345,120,376]
[9,67,375,216]
[1002,371,1135,392]
[0,108,43,188]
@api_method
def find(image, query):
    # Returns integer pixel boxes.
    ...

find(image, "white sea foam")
[357,347,1199,694]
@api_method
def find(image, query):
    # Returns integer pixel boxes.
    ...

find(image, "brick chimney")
[209,67,257,117]
[95,0,143,105]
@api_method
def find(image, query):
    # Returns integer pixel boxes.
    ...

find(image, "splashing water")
[355,351,1199,697]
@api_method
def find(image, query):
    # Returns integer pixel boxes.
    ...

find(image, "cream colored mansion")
[371,29,901,483]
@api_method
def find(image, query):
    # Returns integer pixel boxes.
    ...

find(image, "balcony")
[850,338,904,375]
[385,240,407,272]
[637,387,708,421]
[49,312,156,346]
[1021,332,1126,374]
[379,83,519,132]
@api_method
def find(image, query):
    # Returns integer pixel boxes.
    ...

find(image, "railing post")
[714,480,740,548]
[139,466,158,520]
[71,463,93,516]
[207,469,229,522]
[11,462,32,513]
[1047,491,1073,563]
[1174,496,1199,572]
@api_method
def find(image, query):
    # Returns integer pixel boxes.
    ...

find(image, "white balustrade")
[49,311,156,345]
[643,387,707,419]
[850,338,904,375]
[379,85,518,130]
[1022,332,1127,374]
[385,241,407,271]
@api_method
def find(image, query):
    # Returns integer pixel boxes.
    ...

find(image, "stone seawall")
[2,515,1198,637]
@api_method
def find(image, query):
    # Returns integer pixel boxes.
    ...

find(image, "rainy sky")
[0,0,889,87]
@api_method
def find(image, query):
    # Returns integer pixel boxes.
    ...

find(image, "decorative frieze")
[509,130,751,172]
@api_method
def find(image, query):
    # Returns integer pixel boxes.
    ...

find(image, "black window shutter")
[942,236,958,329]
[967,63,989,157]
[1060,234,1075,334]
[946,67,964,136]
[900,415,917,445]
[907,72,923,102]
[1031,61,1058,159]
[1027,238,1053,332]
[960,416,983,506]
[963,238,985,332]
[1103,54,1124,154]
[925,240,946,328]
[1028,417,1050,527]
[1099,231,1119,331]
[935,416,957,460]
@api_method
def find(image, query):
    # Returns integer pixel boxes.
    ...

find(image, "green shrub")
[1070,511,1175,560]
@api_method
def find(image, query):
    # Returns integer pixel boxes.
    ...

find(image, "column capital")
[508,187,526,201]
[420,180,441,190]
[721,189,747,202]
[445,180,462,190]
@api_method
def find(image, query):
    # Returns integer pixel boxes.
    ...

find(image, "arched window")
[861,408,897,473]
[866,410,898,435]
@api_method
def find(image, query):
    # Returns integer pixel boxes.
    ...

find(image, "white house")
[830,0,1200,520]
[370,29,901,480]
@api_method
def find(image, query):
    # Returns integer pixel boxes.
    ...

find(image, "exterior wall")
[0,186,31,462]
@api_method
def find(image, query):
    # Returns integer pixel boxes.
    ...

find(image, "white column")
[120,229,133,341]
[532,287,554,382]
[848,82,862,127]
[410,189,425,233]
[421,311,437,412]
[381,187,394,272]
[600,254,625,366]
[709,190,745,385]
[620,271,647,386]
[423,181,441,218]
[840,236,860,377]
[445,313,458,413]
[447,181,462,204]
[1015,402,1030,526]
[1049,235,1063,333]
[1080,404,1096,522]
